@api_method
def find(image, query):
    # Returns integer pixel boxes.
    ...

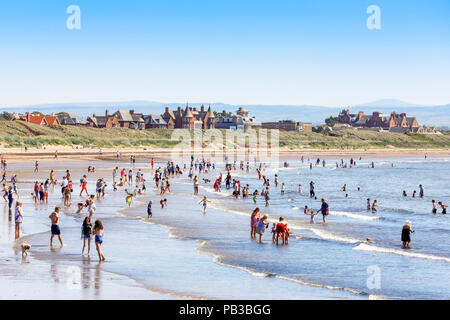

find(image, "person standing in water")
[93,219,105,262]
[14,201,23,239]
[419,184,424,198]
[319,198,330,224]
[250,208,260,240]
[438,202,448,214]
[371,200,378,214]
[402,221,414,248]
[81,216,93,256]
[256,215,269,244]
[432,200,437,214]
[147,200,153,218]
[49,207,63,248]
[309,181,315,198]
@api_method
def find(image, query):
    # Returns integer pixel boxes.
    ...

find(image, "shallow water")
[2,156,450,299]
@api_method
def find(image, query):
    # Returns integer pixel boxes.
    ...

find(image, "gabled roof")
[114,109,134,122]
[45,116,59,125]
[150,114,167,125]
[406,117,417,127]
[131,113,145,122]
[28,115,47,125]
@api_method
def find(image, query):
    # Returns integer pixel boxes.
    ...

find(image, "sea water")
[3,156,450,299]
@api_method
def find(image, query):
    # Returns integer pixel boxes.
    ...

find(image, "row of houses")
[12,105,312,132]
[10,107,431,134]
[338,110,419,129]
[333,109,437,134]
[84,105,216,130]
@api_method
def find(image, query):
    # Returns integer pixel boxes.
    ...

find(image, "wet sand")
[0,145,448,164]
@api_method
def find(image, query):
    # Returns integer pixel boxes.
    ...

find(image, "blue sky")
[0,0,449,107]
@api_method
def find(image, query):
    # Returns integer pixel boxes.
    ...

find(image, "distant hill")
[1,100,449,126]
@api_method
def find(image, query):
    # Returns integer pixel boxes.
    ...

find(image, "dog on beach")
[21,241,31,257]
[203,178,211,184]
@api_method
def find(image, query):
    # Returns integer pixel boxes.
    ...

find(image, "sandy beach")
[0,145,449,163]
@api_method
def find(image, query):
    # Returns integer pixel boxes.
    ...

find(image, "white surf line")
[207,204,362,244]
[354,243,450,263]
[195,241,378,298]
[331,211,381,221]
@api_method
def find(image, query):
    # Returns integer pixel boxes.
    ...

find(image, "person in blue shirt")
[319,198,329,224]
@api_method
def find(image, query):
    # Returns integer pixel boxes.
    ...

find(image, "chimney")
[26,112,30,122]
[130,110,135,115]
[165,107,169,113]
[358,112,364,118]
[93,113,96,117]
[105,109,109,117]
[201,105,205,112]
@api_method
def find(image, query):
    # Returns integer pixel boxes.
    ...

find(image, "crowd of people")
[2,152,447,264]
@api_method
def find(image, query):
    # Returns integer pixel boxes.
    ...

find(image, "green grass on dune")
[0,119,449,149]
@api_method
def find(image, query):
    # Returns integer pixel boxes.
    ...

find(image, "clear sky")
[0,0,449,107]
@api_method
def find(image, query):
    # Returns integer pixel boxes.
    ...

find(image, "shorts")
[256,227,265,235]
[95,235,103,244]
[83,233,91,239]
[51,225,61,235]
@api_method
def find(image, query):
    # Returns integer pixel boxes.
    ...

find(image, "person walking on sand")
[93,219,106,262]
[49,207,63,248]
[199,196,211,214]
[402,221,414,249]
[14,201,23,239]
[81,216,93,257]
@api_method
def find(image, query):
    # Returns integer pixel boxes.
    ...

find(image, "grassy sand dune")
[0,119,449,150]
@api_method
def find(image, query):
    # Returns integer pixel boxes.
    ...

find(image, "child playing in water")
[160,198,168,209]
[124,189,133,207]
[271,223,277,243]
[147,200,152,218]
[372,200,378,214]
[305,208,317,224]
[276,217,287,245]
[199,196,211,214]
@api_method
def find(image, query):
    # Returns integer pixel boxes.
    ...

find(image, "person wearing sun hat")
[402,221,414,249]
